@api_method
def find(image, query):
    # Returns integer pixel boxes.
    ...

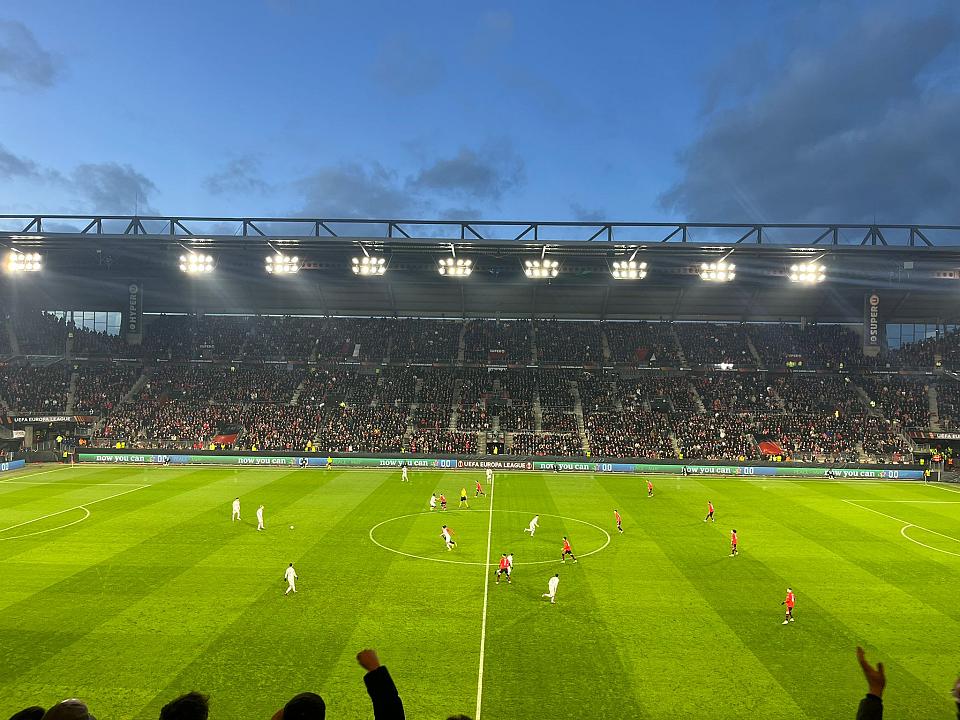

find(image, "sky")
[0,0,958,225]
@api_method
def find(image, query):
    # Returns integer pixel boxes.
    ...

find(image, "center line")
[476,475,495,720]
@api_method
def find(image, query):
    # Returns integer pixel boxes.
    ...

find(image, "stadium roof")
[3,215,960,323]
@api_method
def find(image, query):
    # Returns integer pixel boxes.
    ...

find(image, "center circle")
[369,509,611,566]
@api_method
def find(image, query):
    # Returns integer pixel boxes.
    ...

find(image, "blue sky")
[1,0,958,223]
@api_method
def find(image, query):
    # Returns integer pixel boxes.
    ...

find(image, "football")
[290,525,294,530]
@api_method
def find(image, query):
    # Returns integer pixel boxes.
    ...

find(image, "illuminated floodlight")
[524,259,559,279]
[351,255,387,276]
[438,257,473,277]
[178,252,214,274]
[265,254,300,274]
[699,260,735,282]
[789,262,826,284]
[611,260,647,280]
[3,251,42,273]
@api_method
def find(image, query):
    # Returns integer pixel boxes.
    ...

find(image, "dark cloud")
[70,163,158,214]
[204,157,271,196]
[0,143,40,178]
[372,36,445,96]
[0,21,57,89]
[661,7,960,223]
[410,143,524,201]
[297,162,418,217]
[569,202,605,222]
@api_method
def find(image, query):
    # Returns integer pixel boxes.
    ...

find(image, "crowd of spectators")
[463,319,532,364]
[0,363,71,412]
[495,403,535,431]
[71,326,129,357]
[585,410,675,459]
[674,413,760,460]
[246,316,323,360]
[773,375,861,414]
[937,382,960,429]
[13,311,68,355]
[535,320,604,363]
[456,404,489,431]
[536,371,575,408]
[576,370,619,412]
[510,432,583,456]
[406,430,476,454]
[622,375,699,414]
[693,373,779,413]
[857,376,930,428]
[749,324,866,369]
[540,410,578,433]
[605,321,683,365]
[389,318,460,362]
[73,363,141,415]
[675,323,757,367]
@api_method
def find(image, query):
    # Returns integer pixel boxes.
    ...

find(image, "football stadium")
[4,4,960,720]
[1,215,959,720]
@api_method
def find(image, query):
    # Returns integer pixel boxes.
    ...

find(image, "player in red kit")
[475,480,485,497]
[730,529,738,556]
[439,494,447,511]
[704,501,715,522]
[646,480,654,497]
[781,587,796,624]
[495,554,511,584]
[614,509,623,534]
[561,536,578,563]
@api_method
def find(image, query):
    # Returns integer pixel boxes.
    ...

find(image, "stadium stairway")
[65,370,79,413]
[5,316,21,357]
[687,379,707,413]
[533,389,543,432]
[669,324,689,366]
[600,327,612,364]
[456,322,467,363]
[745,334,764,367]
[290,376,308,406]
[570,379,590,453]
[928,384,941,431]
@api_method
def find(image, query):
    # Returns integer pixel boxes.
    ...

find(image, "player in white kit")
[232,497,241,522]
[507,552,514,580]
[401,465,409,482]
[523,515,539,536]
[256,505,265,531]
[441,525,456,551]
[284,563,298,595]
[429,493,437,511]
[542,573,560,603]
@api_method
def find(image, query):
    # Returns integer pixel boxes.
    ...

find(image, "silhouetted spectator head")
[159,692,209,720]
[8,708,45,720]
[280,692,326,720]
[41,700,95,720]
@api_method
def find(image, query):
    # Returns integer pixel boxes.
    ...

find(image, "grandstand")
[2,216,960,466]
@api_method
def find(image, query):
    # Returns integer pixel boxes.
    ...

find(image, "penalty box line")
[0,484,149,535]
[842,499,960,558]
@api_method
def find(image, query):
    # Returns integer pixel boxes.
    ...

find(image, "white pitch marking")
[368,510,612,567]
[0,507,92,540]
[933,483,960,495]
[841,500,960,504]
[0,481,148,487]
[0,484,149,538]
[843,500,960,558]
[0,466,74,483]
[475,477,495,720]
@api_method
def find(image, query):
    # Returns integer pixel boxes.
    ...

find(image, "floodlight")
[611,260,647,280]
[178,252,214,274]
[265,254,300,274]
[699,260,735,282]
[789,262,826,284]
[3,251,42,273]
[438,257,473,277]
[524,259,559,279]
[351,255,387,276]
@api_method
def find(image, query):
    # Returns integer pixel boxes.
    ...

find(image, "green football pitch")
[1,465,959,719]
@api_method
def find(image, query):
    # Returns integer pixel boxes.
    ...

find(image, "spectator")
[40,700,95,720]
[159,692,208,720]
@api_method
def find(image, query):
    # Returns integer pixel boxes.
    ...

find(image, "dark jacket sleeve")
[856,694,882,720]
[363,665,405,720]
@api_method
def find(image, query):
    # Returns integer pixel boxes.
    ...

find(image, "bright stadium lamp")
[611,259,647,280]
[3,251,42,273]
[351,255,387,276]
[178,252,214,274]
[789,262,826,284]
[699,260,735,282]
[438,257,473,277]
[524,259,559,279]
[265,254,300,274]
